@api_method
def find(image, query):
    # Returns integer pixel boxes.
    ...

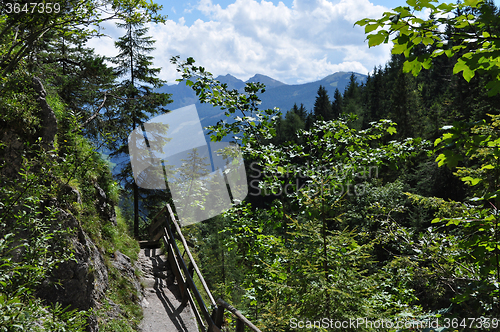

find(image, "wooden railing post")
[188,262,194,278]
[236,319,245,332]
[215,306,224,328]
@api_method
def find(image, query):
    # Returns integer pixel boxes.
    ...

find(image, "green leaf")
[461,176,482,186]
[368,32,387,47]
[392,43,408,55]
[435,150,462,168]
[453,58,475,82]
[387,126,397,135]
[421,57,432,69]
[354,18,371,26]
[446,219,461,226]
[365,24,380,33]
[463,0,482,7]
[486,80,500,97]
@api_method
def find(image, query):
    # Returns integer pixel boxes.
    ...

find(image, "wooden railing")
[149,204,262,332]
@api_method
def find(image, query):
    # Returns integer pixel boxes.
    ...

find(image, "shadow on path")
[139,248,198,332]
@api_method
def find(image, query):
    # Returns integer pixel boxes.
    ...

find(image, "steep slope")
[0,74,143,332]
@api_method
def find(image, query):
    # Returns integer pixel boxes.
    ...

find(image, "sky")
[85,0,494,85]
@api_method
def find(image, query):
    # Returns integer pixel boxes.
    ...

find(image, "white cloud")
[85,21,121,59]
[91,0,393,85]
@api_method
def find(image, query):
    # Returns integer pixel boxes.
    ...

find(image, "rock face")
[35,180,132,331]
[37,207,109,332]
[32,76,58,150]
[0,129,23,180]
[111,250,142,301]
[2,76,141,332]
[95,182,117,226]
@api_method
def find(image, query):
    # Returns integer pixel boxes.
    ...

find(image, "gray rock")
[111,250,142,302]
[95,183,117,226]
[0,129,23,179]
[32,76,58,150]
[37,210,109,332]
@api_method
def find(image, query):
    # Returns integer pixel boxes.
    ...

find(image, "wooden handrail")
[166,204,217,307]
[216,299,262,332]
[153,204,262,332]
[147,207,195,247]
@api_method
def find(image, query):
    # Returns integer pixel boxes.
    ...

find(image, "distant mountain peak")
[216,73,238,79]
[215,74,245,90]
[246,74,285,89]
[320,72,365,88]
[158,70,367,121]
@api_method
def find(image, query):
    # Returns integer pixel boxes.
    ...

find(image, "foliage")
[171,56,280,146]
[0,0,166,76]
[355,0,500,96]
[0,63,141,331]
[0,138,89,330]
[357,0,500,320]
[173,55,436,331]
[0,291,88,332]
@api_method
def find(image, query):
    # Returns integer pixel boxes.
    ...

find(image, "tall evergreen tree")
[108,6,172,238]
[291,103,308,123]
[313,85,333,121]
[331,88,343,119]
[342,73,365,129]
[344,73,360,100]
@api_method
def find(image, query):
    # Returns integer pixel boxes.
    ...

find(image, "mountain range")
[106,72,367,180]
[157,71,367,128]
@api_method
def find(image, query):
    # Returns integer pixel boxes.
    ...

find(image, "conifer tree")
[331,88,343,119]
[344,73,360,100]
[108,6,171,238]
[291,103,308,123]
[313,85,333,121]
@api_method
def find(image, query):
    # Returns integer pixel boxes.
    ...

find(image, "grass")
[95,206,143,331]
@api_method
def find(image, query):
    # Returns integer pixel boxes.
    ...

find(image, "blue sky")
[87,0,499,85]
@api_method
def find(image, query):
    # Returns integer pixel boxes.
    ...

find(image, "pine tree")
[108,6,172,238]
[331,88,343,119]
[344,73,360,100]
[292,103,308,123]
[313,85,333,121]
[342,73,365,129]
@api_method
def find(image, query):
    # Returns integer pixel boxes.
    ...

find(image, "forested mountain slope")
[156,71,366,129]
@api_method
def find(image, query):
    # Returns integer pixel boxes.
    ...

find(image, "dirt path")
[137,247,199,332]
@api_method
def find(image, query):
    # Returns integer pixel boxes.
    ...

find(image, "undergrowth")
[0,70,143,331]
